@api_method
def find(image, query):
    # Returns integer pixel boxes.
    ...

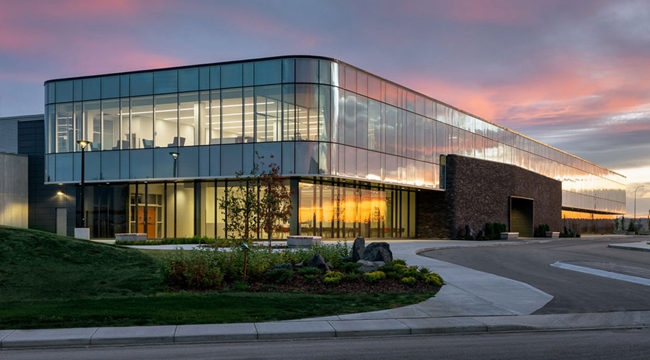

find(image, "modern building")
[34,55,625,239]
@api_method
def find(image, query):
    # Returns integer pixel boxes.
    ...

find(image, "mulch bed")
[244,276,440,295]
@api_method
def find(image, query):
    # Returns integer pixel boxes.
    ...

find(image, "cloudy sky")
[1,0,648,217]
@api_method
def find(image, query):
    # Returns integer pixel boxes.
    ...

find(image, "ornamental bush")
[400,276,417,286]
[364,270,386,284]
[425,273,444,287]
[323,271,346,285]
[161,249,224,290]
[265,268,294,284]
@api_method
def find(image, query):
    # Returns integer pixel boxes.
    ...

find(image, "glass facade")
[45,56,626,238]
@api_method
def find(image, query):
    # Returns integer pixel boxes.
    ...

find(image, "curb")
[3,312,650,349]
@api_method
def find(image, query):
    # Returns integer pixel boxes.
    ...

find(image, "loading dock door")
[510,197,533,237]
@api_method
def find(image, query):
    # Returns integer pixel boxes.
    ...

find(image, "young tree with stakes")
[219,154,292,252]
[258,155,292,252]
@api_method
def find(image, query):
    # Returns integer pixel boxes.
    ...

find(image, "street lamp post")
[77,140,90,228]
[634,185,644,233]
[169,152,179,177]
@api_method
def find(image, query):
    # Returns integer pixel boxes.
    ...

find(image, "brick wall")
[445,155,562,239]
[416,155,563,239]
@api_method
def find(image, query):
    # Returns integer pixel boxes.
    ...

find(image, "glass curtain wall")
[298,182,413,238]
[45,57,626,217]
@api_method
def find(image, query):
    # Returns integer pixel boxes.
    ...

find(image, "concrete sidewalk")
[2,238,650,349]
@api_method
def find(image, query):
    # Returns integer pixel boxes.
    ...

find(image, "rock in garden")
[357,260,385,273]
[307,253,330,273]
[362,242,393,263]
[352,236,365,262]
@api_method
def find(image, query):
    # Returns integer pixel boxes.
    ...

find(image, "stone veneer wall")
[445,155,562,239]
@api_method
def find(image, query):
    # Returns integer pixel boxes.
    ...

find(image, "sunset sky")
[1,0,648,217]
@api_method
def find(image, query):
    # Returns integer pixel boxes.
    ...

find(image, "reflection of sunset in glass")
[299,183,412,238]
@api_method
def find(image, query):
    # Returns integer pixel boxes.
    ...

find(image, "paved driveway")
[421,237,650,314]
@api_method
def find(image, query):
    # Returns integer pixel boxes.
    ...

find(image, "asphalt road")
[421,237,650,314]
[3,329,650,360]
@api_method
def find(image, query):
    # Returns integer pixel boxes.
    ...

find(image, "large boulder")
[307,253,330,273]
[352,236,365,262]
[362,242,393,263]
[357,260,385,273]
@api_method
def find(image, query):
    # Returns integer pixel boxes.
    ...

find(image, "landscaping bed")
[0,226,442,330]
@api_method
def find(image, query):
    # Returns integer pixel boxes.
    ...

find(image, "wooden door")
[137,206,157,238]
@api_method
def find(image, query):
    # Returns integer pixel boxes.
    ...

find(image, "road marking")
[551,261,650,287]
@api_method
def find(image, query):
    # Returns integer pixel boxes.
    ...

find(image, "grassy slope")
[0,226,435,330]
[0,226,163,302]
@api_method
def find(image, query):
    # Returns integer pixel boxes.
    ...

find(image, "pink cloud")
[399,0,560,25]
[401,49,650,135]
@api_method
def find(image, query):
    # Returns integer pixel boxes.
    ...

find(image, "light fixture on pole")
[169,151,179,177]
[77,140,90,228]
[634,185,644,231]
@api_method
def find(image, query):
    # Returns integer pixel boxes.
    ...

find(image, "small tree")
[258,156,292,252]
[219,164,260,247]
[614,217,620,233]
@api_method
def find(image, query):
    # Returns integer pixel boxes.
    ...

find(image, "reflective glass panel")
[179,92,198,146]
[255,60,281,85]
[56,103,74,153]
[154,70,177,94]
[102,99,119,151]
[154,94,177,148]
[222,63,242,88]
[102,76,119,98]
[130,149,153,179]
[178,146,199,177]
[56,81,73,103]
[82,78,100,100]
[101,151,119,180]
[356,95,368,149]
[179,68,199,92]
[130,72,153,96]
[221,88,242,143]
[296,58,319,83]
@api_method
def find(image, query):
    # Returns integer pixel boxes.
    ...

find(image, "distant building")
[4,56,627,239]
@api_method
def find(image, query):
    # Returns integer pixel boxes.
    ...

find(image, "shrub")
[298,267,321,276]
[485,222,495,240]
[265,268,294,284]
[418,267,431,275]
[231,281,250,291]
[339,261,362,274]
[279,241,349,268]
[160,249,224,290]
[364,270,386,284]
[347,272,362,281]
[323,271,346,285]
[485,222,507,240]
[400,276,417,286]
[404,268,424,280]
[425,273,444,287]
[534,224,550,237]
[304,274,318,283]
[392,259,407,266]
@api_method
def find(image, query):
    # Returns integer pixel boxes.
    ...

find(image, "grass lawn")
[0,226,435,330]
